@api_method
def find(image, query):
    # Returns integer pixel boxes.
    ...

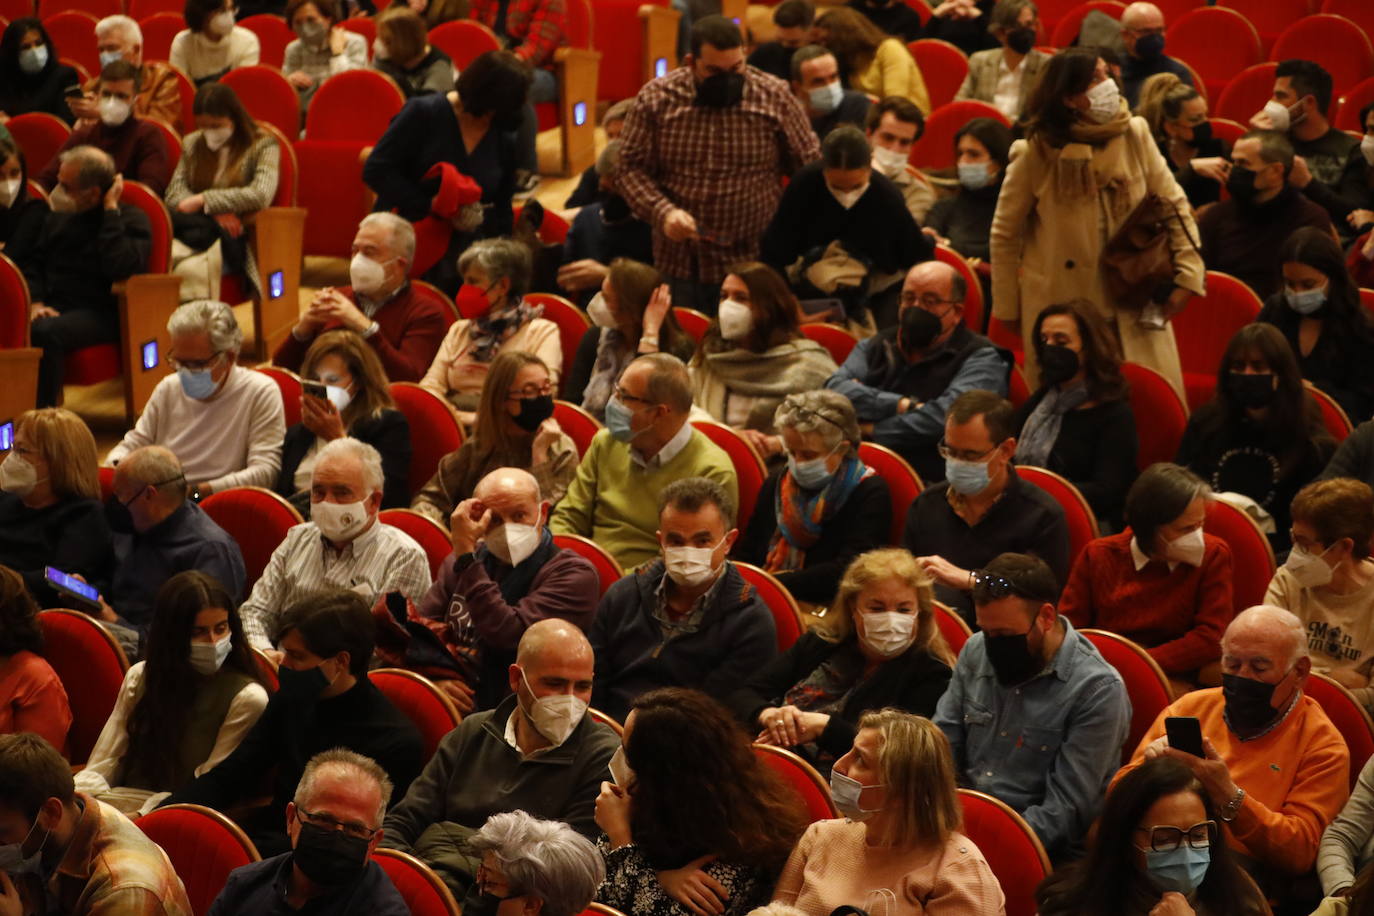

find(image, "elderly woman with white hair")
[470,811,605,916]
[106,299,286,498]
[735,390,891,608]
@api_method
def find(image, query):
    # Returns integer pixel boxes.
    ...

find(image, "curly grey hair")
[167,300,243,355]
[314,437,385,494]
[773,389,861,453]
[468,812,605,916]
[458,239,532,301]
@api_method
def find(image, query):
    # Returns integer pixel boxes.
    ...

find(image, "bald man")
[1116,606,1349,878]
[381,618,619,902]
[826,260,1011,482]
[1118,2,1193,107]
[412,468,599,714]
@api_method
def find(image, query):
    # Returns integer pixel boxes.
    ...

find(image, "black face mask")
[103,494,137,535]
[695,71,745,108]
[1134,32,1165,61]
[493,109,524,132]
[1225,166,1260,206]
[292,821,370,886]
[1227,371,1275,410]
[1006,27,1036,55]
[601,193,632,224]
[899,306,943,355]
[1187,120,1212,148]
[1222,673,1284,732]
[983,628,1043,686]
[512,393,555,432]
[276,663,331,702]
[1037,344,1080,386]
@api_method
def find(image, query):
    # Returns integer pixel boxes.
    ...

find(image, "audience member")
[955,0,1049,122]
[774,710,1005,914]
[276,330,411,513]
[38,61,167,195]
[1323,418,1374,488]
[170,0,261,85]
[1012,301,1138,525]
[558,141,655,304]
[1138,72,1228,209]
[283,0,367,113]
[1257,227,1374,422]
[991,46,1203,395]
[564,98,633,209]
[21,146,151,408]
[689,263,837,432]
[106,299,286,497]
[934,552,1130,859]
[790,45,871,143]
[381,619,619,898]
[1176,323,1335,550]
[1198,130,1334,302]
[240,438,430,655]
[76,571,268,816]
[828,263,1010,483]
[0,565,70,750]
[1118,2,1192,107]
[0,408,111,607]
[923,117,1013,262]
[735,392,891,608]
[167,589,424,856]
[814,8,931,115]
[595,688,808,916]
[550,354,737,570]
[413,352,576,525]
[864,96,936,224]
[747,0,815,82]
[617,16,820,312]
[1060,463,1232,691]
[372,6,456,98]
[1117,605,1349,880]
[275,214,448,383]
[728,549,953,767]
[922,0,998,56]
[471,812,604,916]
[1346,104,1374,276]
[208,749,409,915]
[0,733,193,914]
[415,467,598,712]
[845,0,923,42]
[69,16,181,125]
[0,137,44,254]
[0,19,80,123]
[1036,756,1270,916]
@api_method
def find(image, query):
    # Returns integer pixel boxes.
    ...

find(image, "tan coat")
[990,115,1204,394]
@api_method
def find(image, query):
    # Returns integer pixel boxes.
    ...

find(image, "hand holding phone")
[1165,716,1205,757]
[45,566,101,610]
[301,380,327,401]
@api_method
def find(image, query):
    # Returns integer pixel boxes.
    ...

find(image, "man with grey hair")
[1118,2,1193,107]
[240,437,431,657]
[1117,605,1349,878]
[469,811,604,916]
[274,213,447,382]
[19,144,150,407]
[555,139,654,298]
[207,748,410,914]
[69,16,182,127]
[564,97,633,209]
[107,299,285,498]
[551,353,737,570]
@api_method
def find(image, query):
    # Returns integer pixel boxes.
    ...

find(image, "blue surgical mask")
[177,366,219,400]
[98,49,123,67]
[808,81,842,115]
[957,161,993,190]
[1143,843,1210,895]
[945,457,992,496]
[0,818,48,875]
[604,396,639,443]
[19,45,48,74]
[787,448,838,490]
[1284,285,1326,315]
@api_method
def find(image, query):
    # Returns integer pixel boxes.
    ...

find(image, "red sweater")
[1060,529,1234,674]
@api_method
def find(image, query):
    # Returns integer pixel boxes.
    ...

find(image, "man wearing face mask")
[556,141,654,305]
[955,0,1049,122]
[864,97,937,224]
[588,477,775,722]
[38,60,168,196]
[414,468,598,714]
[207,749,410,915]
[0,733,193,916]
[826,262,1010,483]
[747,0,815,82]
[1118,605,1349,881]
[238,437,430,657]
[617,16,821,314]
[276,215,445,382]
[68,16,182,126]
[789,47,871,143]
[381,618,620,903]
[1117,3,1192,108]
[934,552,1130,860]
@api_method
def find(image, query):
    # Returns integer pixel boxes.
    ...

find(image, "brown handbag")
[1100,192,1199,310]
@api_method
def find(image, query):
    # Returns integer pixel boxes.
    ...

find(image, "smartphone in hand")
[1165,716,1205,757]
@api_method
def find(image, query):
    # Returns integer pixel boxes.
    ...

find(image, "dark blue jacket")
[208,852,409,916]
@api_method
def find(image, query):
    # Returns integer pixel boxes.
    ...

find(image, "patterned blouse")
[597,838,775,916]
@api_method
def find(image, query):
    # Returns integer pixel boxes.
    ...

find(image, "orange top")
[0,650,71,753]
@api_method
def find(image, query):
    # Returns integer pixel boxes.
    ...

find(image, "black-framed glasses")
[508,380,553,400]
[295,805,378,841]
[476,863,515,900]
[170,350,224,373]
[899,293,958,312]
[936,439,996,463]
[1135,820,1216,852]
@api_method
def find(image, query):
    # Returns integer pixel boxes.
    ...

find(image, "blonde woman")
[814,8,931,116]
[726,549,953,770]
[773,710,1005,916]
[1136,71,1228,209]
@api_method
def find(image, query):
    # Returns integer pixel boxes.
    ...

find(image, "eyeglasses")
[781,399,845,432]
[295,805,378,841]
[508,381,552,400]
[170,351,225,373]
[1135,820,1216,853]
[476,863,516,900]
[613,385,656,407]
[899,293,958,312]
[936,439,997,463]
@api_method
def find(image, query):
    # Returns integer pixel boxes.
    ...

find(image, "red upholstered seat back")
[858,441,921,546]
[37,609,129,763]
[5,112,70,177]
[1202,499,1275,615]
[1016,466,1100,566]
[43,10,99,74]
[1215,61,1278,125]
[523,292,590,397]
[551,400,603,459]
[910,100,1009,170]
[222,66,301,142]
[552,533,623,598]
[908,39,967,110]
[1049,0,1126,47]
[1080,628,1173,764]
[752,744,838,823]
[255,366,302,427]
[735,562,803,652]
[379,509,452,579]
[934,601,971,655]
[137,804,260,916]
[199,486,304,588]
[427,19,500,69]
[370,668,461,761]
[372,849,462,916]
[138,12,185,62]
[691,420,766,533]
[305,69,404,143]
[388,382,464,499]
[238,13,292,68]
[958,789,1050,916]
[0,254,32,348]
[800,323,857,366]
[295,139,370,257]
[1121,362,1189,472]
[1166,7,1262,102]
[1305,672,1373,790]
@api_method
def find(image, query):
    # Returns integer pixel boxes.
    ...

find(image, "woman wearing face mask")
[773,709,1005,916]
[953,0,1048,121]
[165,82,279,301]
[170,0,261,86]
[282,0,367,114]
[1060,463,1233,694]
[0,137,45,255]
[813,8,930,115]
[0,565,71,751]
[370,6,456,99]
[0,19,81,124]
[565,258,693,422]
[74,571,268,817]
[0,408,112,608]
[1137,73,1229,209]
[1036,757,1268,916]
[1256,227,1374,423]
[274,330,411,514]
[412,350,576,526]
[688,264,836,439]
[922,117,1013,262]
[727,549,953,773]
[1012,301,1138,527]
[471,812,605,916]
[1176,323,1334,552]
[594,688,809,916]
[1343,103,1374,282]
[991,46,1203,393]
[734,392,890,608]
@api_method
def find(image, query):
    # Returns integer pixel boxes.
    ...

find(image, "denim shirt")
[933,616,1131,858]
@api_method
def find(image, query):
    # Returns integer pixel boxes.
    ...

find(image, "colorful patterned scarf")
[765,454,874,572]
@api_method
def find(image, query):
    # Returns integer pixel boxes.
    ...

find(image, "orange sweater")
[1115,688,1349,873]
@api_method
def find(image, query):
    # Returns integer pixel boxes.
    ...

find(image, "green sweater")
[550,427,738,570]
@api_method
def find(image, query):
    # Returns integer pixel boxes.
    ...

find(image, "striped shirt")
[241,520,431,649]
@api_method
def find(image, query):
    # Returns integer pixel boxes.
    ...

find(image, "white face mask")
[1085,79,1121,124]
[49,184,81,213]
[663,537,726,588]
[858,611,916,658]
[372,38,389,59]
[871,144,908,178]
[1284,542,1336,590]
[1260,99,1292,133]
[519,668,586,746]
[208,10,235,37]
[829,768,883,821]
[828,182,869,210]
[1361,134,1374,167]
[587,291,616,329]
[717,299,753,341]
[1165,527,1205,567]
[323,384,352,413]
[312,498,371,542]
[203,126,233,151]
[0,452,39,497]
[189,633,233,675]
[608,744,633,786]
[349,253,388,296]
[485,521,541,567]
[98,96,131,127]
[0,178,20,209]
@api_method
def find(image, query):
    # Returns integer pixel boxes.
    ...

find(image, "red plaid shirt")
[617,66,821,283]
[470,0,565,69]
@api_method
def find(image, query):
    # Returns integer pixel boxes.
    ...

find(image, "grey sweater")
[1319,754,1374,895]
